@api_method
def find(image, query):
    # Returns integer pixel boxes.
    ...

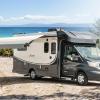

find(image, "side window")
[64,45,80,62]
[51,42,56,54]
[44,42,49,53]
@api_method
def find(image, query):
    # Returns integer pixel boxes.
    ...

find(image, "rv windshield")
[75,45,100,60]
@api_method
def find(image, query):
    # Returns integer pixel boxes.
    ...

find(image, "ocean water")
[0,27,90,37]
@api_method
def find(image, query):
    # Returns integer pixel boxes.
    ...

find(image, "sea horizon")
[0,26,91,37]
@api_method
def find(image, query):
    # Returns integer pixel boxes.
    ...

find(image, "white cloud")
[0,14,96,25]
[0,15,70,25]
[0,16,4,21]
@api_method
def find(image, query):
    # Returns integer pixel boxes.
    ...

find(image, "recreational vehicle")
[0,29,100,85]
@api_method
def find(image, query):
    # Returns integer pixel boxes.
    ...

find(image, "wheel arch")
[76,69,87,78]
[28,68,35,73]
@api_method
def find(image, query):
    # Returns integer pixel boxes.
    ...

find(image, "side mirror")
[71,54,79,61]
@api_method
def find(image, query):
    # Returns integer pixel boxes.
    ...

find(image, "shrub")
[0,48,13,57]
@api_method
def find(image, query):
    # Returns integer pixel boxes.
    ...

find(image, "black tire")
[77,72,88,85]
[29,70,36,80]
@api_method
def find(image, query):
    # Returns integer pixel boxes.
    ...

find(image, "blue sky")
[0,0,100,25]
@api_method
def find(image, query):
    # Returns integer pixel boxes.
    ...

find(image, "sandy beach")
[0,57,100,99]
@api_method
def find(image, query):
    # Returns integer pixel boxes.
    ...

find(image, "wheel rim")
[30,71,35,79]
[78,74,85,84]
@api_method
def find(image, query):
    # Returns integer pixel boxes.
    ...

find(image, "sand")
[0,57,100,100]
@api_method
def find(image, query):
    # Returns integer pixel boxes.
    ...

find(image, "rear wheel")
[30,70,36,80]
[77,72,88,85]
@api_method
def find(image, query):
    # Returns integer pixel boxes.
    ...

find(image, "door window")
[64,45,80,62]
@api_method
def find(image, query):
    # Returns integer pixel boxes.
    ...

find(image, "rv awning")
[64,31,98,44]
[0,34,43,49]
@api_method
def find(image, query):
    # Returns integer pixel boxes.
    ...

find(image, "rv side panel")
[13,36,59,78]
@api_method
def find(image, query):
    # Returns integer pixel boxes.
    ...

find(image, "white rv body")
[14,36,57,65]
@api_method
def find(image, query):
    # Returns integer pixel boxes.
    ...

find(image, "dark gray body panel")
[13,57,59,78]
[62,60,100,81]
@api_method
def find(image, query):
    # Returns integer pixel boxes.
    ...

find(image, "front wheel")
[77,72,88,85]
